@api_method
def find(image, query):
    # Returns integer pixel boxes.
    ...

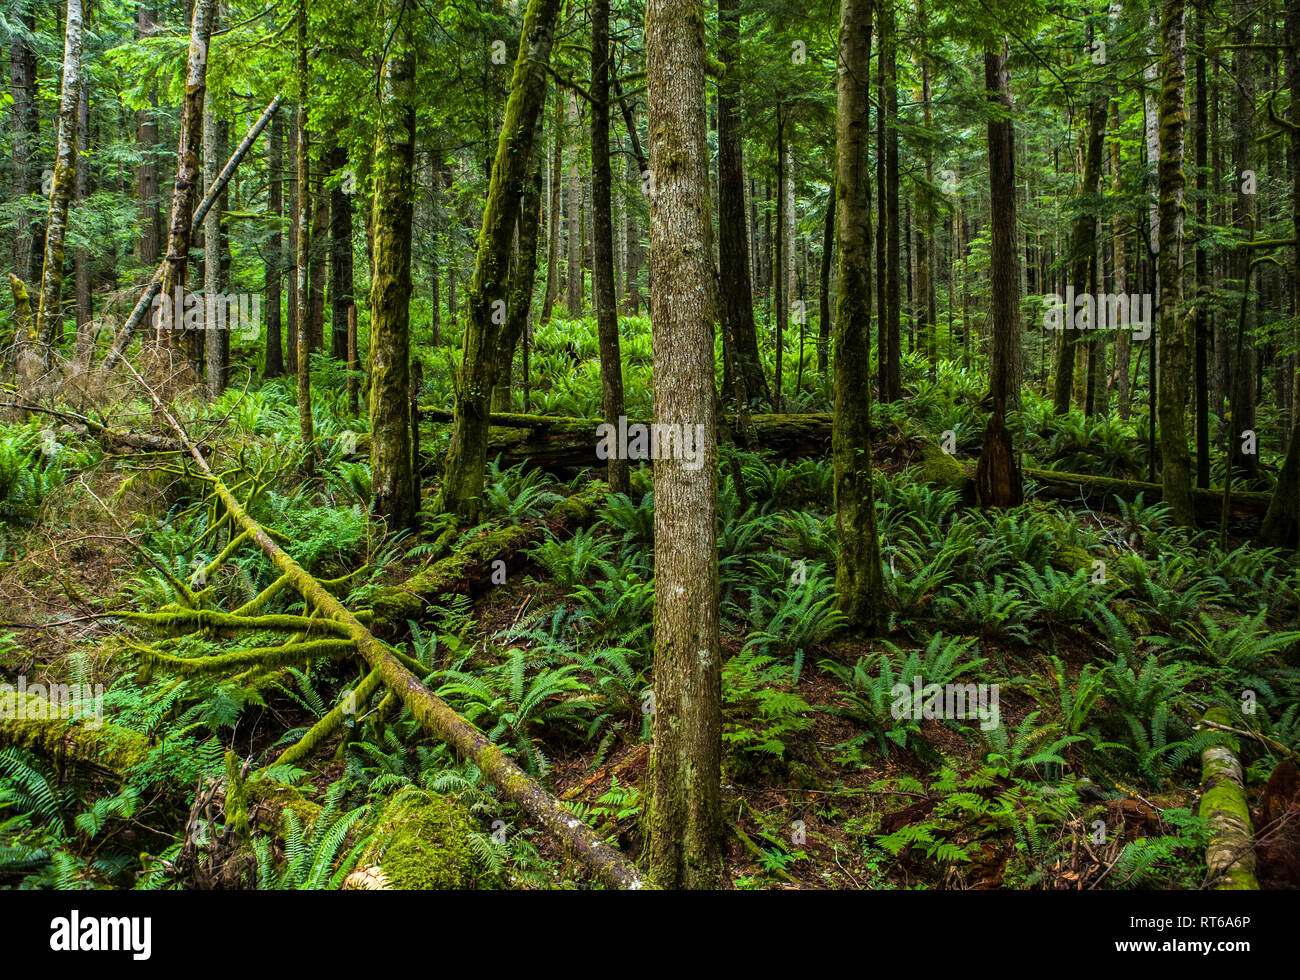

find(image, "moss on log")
[1198,707,1259,890]
[1024,467,1270,522]
[0,692,151,774]
[356,786,478,889]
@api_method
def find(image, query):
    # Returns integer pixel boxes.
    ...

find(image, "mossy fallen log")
[367,482,609,637]
[416,408,833,469]
[355,786,478,889]
[1023,467,1270,522]
[0,692,151,774]
[128,369,644,889]
[1198,707,1259,890]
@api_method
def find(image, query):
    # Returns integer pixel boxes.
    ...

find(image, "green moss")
[358,786,478,889]
[1198,708,1259,890]
[0,693,151,773]
[907,438,970,491]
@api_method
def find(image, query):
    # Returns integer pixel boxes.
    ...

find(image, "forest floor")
[1,322,1298,890]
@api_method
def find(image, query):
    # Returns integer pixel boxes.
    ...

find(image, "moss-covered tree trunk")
[295,0,314,476]
[832,0,884,635]
[591,0,629,494]
[367,0,418,528]
[818,190,834,373]
[154,0,216,387]
[1229,0,1258,482]
[772,110,787,413]
[1111,97,1131,420]
[33,0,83,363]
[1192,3,1210,486]
[975,45,1023,509]
[1259,0,1300,547]
[644,0,723,891]
[434,0,561,522]
[1156,0,1196,528]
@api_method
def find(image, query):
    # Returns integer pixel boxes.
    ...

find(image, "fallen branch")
[122,360,645,889]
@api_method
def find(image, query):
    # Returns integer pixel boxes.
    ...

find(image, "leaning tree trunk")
[591,0,629,494]
[975,45,1023,509]
[1156,0,1196,528]
[435,0,562,522]
[33,0,84,363]
[832,0,885,635]
[644,0,723,891]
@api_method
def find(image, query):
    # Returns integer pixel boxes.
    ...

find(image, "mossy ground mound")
[358,786,479,889]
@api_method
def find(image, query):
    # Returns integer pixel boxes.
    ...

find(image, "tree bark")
[295,0,314,474]
[644,0,722,890]
[566,91,583,316]
[1156,0,1196,528]
[833,0,884,634]
[153,0,217,388]
[265,106,284,379]
[135,5,162,268]
[975,45,1023,509]
[329,143,354,361]
[10,0,38,281]
[435,0,562,522]
[367,0,418,528]
[717,0,769,406]
[591,0,629,493]
[34,0,85,361]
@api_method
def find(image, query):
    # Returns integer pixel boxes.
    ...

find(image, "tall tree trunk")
[368,0,418,529]
[136,5,161,268]
[833,0,884,634]
[1229,0,1258,481]
[296,0,314,475]
[435,0,562,521]
[203,81,227,397]
[773,108,787,412]
[566,91,583,316]
[286,106,299,374]
[540,94,564,328]
[153,0,217,388]
[1259,0,1300,546]
[1156,0,1196,528]
[1111,97,1131,419]
[1053,94,1108,415]
[309,157,328,351]
[74,83,92,364]
[975,45,1023,508]
[818,189,834,373]
[644,0,721,891]
[717,0,769,406]
[329,142,354,361]
[264,106,284,379]
[34,0,85,361]
[883,5,901,402]
[1193,1,1209,487]
[591,0,629,493]
[10,0,38,281]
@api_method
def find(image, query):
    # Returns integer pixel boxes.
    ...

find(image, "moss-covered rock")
[358,786,478,889]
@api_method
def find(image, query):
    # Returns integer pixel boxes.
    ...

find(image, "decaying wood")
[1198,707,1259,890]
